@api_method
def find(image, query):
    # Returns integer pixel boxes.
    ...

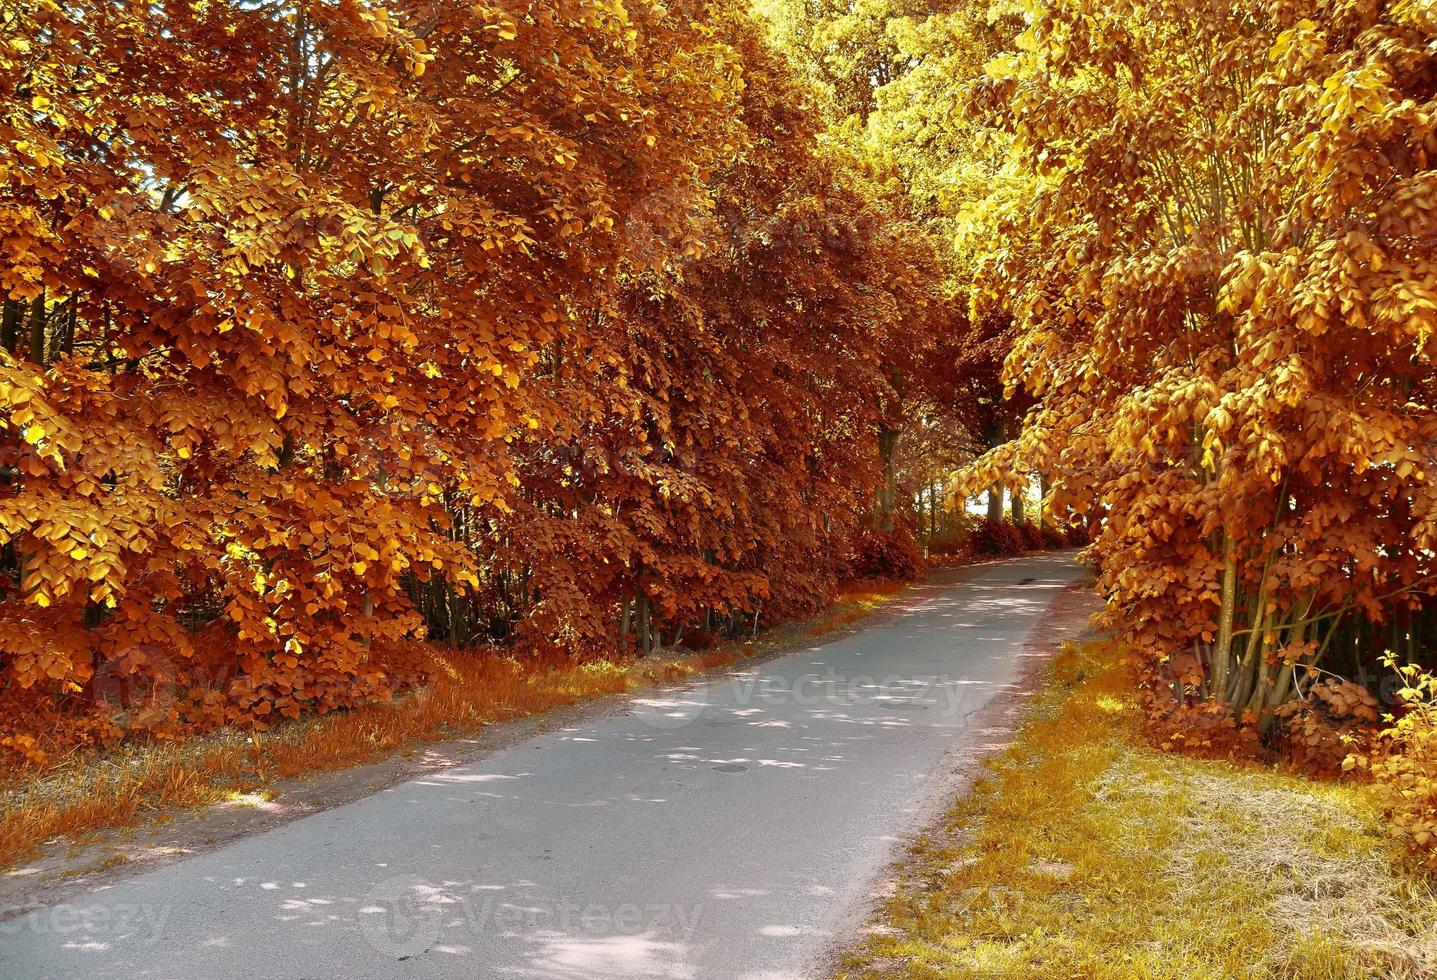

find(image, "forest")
[2,0,1436,876]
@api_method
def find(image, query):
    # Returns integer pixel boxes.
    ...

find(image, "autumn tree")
[464,12,943,655]
[0,0,947,758]
[0,0,742,736]
[961,0,1437,736]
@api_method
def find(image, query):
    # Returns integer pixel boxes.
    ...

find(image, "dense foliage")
[0,0,945,754]
[967,0,1436,720]
[952,0,1437,859]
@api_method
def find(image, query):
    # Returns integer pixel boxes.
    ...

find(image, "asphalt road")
[1,551,1089,980]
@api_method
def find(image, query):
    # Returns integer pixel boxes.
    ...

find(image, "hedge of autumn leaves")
[0,0,945,758]
[959,1,1437,861]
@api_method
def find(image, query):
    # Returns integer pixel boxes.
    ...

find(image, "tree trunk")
[874,424,899,533]
[1,299,20,355]
[1228,589,1267,707]
[27,291,46,367]
[1011,478,1026,525]
[358,590,373,662]
[987,483,1003,523]
[1211,530,1239,698]
[637,593,651,656]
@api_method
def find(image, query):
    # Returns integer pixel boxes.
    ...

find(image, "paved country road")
[1,552,1092,980]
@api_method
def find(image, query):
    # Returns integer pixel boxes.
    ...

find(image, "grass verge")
[0,581,903,872]
[840,639,1437,980]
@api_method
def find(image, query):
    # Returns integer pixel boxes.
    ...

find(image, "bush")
[680,628,722,652]
[1138,650,1264,759]
[926,531,970,560]
[848,525,927,581]
[971,519,1026,556]
[1360,657,1437,869]
[1018,522,1045,550]
[1275,678,1380,776]
[1041,525,1070,549]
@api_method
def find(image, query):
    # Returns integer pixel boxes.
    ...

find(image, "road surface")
[1,551,1090,980]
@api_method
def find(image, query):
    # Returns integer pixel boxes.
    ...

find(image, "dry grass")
[841,640,1437,980]
[0,583,902,870]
